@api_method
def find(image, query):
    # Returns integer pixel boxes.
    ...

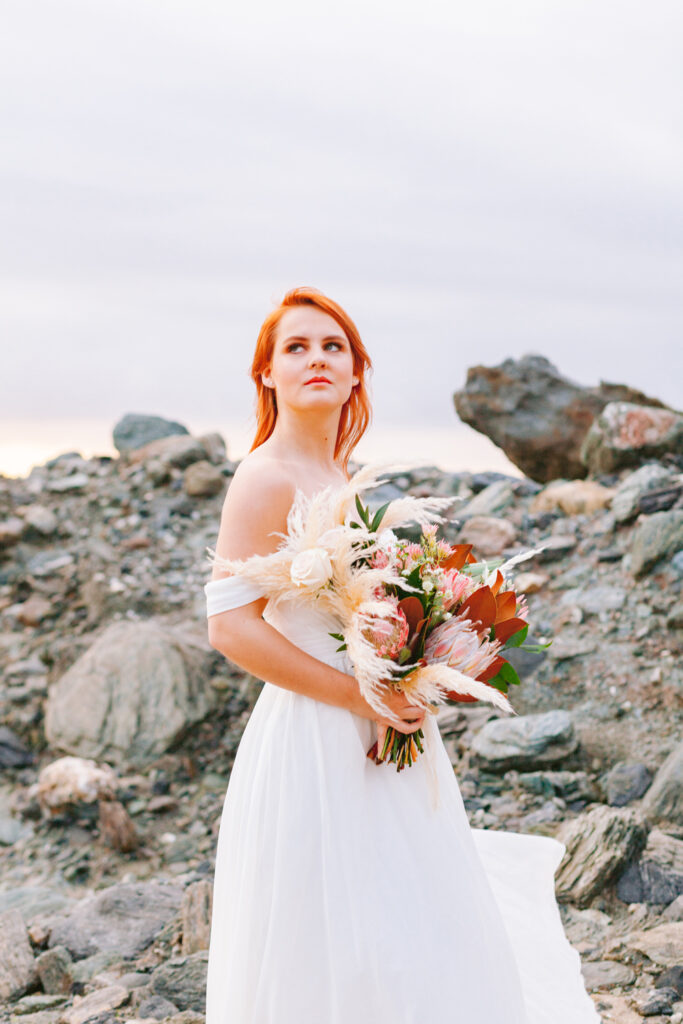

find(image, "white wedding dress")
[204,575,601,1024]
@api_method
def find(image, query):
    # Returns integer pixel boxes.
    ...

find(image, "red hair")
[248,286,373,472]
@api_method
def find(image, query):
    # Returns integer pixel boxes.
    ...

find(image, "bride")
[203,286,600,1023]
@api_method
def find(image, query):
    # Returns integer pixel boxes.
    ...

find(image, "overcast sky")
[1,0,682,473]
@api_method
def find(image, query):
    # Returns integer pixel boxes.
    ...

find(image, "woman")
[203,286,600,1023]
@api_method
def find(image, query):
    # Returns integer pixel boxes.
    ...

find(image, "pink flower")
[369,549,390,569]
[424,614,502,677]
[362,600,410,658]
[435,569,473,612]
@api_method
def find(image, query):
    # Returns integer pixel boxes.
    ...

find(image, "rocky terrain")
[0,360,682,1024]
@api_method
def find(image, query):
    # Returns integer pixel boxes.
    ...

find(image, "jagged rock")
[183,461,225,498]
[48,881,183,960]
[137,993,180,1019]
[641,742,683,825]
[637,987,678,1016]
[181,881,212,955]
[470,710,578,772]
[112,413,189,454]
[35,945,74,995]
[452,354,664,482]
[656,965,683,997]
[517,770,600,804]
[555,805,648,907]
[581,402,683,475]
[58,982,129,1024]
[617,829,683,905]
[0,908,39,1000]
[149,950,208,1013]
[611,463,680,523]
[531,479,616,516]
[452,479,517,520]
[626,921,683,967]
[45,620,216,766]
[455,515,516,556]
[601,762,653,806]
[628,509,683,577]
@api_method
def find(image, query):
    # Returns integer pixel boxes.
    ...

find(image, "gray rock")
[35,945,73,995]
[0,886,76,923]
[641,742,683,825]
[137,993,180,1019]
[628,509,683,577]
[47,473,90,493]
[517,770,600,803]
[602,762,653,806]
[454,479,517,520]
[471,710,578,773]
[580,959,636,991]
[48,881,183,960]
[581,401,683,474]
[638,986,678,1016]
[0,908,39,1001]
[664,895,683,922]
[45,620,216,766]
[58,982,129,1024]
[612,463,678,523]
[617,829,683,905]
[113,413,189,454]
[0,725,34,768]
[627,921,683,967]
[22,505,59,536]
[183,461,225,498]
[149,950,208,1012]
[555,805,648,907]
[656,965,683,996]
[452,354,659,482]
[667,600,683,630]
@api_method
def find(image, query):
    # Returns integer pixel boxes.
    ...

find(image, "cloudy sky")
[1,0,682,476]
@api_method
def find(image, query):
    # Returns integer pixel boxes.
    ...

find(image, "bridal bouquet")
[205,462,549,771]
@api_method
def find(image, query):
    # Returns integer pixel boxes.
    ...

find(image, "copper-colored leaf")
[398,596,424,636]
[458,586,497,631]
[494,590,517,623]
[438,544,473,571]
[493,617,528,645]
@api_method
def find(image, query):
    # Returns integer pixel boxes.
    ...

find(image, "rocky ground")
[0,383,682,1024]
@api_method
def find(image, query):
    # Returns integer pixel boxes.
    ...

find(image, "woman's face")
[263,306,359,412]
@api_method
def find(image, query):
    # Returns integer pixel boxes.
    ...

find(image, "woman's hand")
[373,688,426,760]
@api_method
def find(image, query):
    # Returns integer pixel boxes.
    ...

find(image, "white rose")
[290,548,333,589]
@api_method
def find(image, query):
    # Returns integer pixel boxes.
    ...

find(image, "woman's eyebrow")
[282,335,347,344]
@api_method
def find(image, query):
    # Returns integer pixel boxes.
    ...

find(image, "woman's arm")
[207,460,424,731]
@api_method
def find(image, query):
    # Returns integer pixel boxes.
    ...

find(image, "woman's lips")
[304,378,332,385]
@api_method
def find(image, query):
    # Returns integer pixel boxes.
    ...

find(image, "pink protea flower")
[369,549,390,569]
[361,600,410,658]
[435,568,474,612]
[424,614,503,677]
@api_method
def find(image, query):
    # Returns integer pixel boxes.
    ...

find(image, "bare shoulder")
[211,453,297,572]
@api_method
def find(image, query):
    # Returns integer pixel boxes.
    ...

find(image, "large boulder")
[45,620,216,766]
[452,354,666,483]
[581,402,683,474]
[48,881,183,960]
[113,413,189,454]
[470,709,578,773]
[616,828,683,905]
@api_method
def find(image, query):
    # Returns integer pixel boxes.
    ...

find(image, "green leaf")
[328,632,345,642]
[370,501,391,533]
[504,624,528,648]
[355,493,370,527]
[497,660,522,686]
[334,643,348,653]
[518,640,553,652]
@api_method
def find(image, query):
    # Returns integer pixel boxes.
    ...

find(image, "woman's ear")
[262,370,274,388]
